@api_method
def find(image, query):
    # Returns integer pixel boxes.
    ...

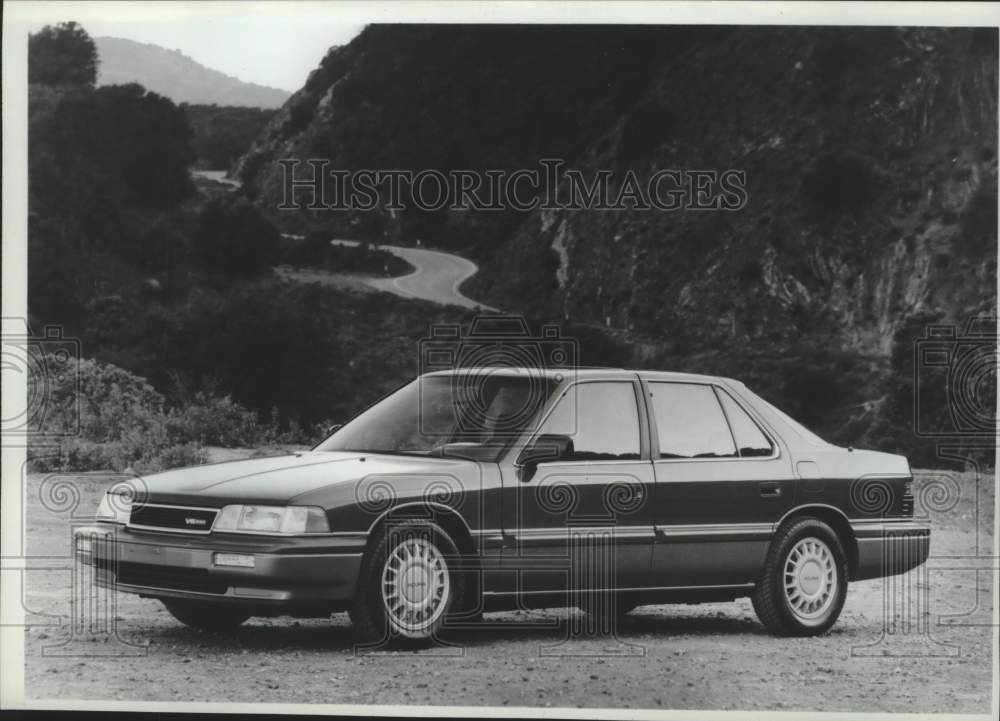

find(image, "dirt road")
[20,469,995,712]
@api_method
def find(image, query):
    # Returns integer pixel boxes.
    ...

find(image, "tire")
[752,517,849,636]
[161,599,250,630]
[350,521,464,645]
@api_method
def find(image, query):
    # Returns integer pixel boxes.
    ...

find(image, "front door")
[497,378,656,598]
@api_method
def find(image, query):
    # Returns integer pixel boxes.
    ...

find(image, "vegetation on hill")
[27,23,462,471]
[239,25,713,244]
[29,75,197,330]
[238,25,997,467]
[183,104,277,169]
[25,23,996,470]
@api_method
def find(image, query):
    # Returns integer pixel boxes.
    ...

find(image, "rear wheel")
[161,599,250,630]
[752,517,848,636]
[350,521,463,645]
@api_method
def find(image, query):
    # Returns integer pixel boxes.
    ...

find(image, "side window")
[537,382,641,461]
[648,383,736,459]
[716,389,775,457]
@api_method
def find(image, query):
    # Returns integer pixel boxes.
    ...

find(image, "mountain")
[95,36,291,108]
[235,25,997,463]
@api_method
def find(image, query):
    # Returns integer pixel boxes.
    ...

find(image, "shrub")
[33,439,207,475]
[167,391,260,447]
[150,442,209,472]
[324,242,413,276]
[30,355,173,472]
[28,355,263,473]
[195,197,281,276]
[32,356,166,442]
[280,230,332,267]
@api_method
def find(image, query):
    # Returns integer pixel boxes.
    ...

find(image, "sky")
[10,1,1000,92]
[15,2,365,92]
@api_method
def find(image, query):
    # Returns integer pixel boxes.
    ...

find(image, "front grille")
[108,560,228,594]
[129,504,218,533]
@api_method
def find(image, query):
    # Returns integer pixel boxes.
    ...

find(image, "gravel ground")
[20,468,996,712]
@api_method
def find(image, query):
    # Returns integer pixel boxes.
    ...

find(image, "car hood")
[134,451,470,507]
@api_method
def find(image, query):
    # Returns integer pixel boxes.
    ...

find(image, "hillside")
[235,25,997,463]
[183,104,276,169]
[95,36,291,108]
[483,28,997,353]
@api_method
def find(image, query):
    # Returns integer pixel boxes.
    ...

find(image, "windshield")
[315,374,558,458]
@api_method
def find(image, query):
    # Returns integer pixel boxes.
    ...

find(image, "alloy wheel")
[380,534,451,637]
[782,536,838,624]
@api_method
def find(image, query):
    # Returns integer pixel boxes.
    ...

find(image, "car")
[76,368,930,642]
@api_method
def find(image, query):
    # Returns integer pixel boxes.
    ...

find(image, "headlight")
[95,491,132,524]
[213,505,329,534]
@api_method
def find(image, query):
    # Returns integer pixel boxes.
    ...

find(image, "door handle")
[759,483,782,498]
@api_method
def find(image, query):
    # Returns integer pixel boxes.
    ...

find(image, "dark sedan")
[77,368,930,641]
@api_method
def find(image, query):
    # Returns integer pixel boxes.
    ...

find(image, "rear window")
[648,382,737,459]
[716,389,774,457]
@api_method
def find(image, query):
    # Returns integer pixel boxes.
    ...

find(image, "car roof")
[422,367,738,385]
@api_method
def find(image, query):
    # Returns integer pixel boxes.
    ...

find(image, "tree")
[50,84,195,209]
[29,22,98,87]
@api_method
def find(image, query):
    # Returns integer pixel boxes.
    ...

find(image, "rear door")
[642,379,796,587]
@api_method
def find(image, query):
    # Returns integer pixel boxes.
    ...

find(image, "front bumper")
[75,524,366,610]
[850,520,931,582]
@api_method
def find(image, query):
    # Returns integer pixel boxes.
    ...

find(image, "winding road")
[191,169,241,189]
[191,169,492,310]
[189,168,492,310]
[327,239,497,311]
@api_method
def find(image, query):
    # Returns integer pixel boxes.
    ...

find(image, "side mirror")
[515,433,573,482]
[325,423,342,437]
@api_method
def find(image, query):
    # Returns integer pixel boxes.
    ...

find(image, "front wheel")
[161,598,250,630]
[350,521,463,645]
[752,518,848,636]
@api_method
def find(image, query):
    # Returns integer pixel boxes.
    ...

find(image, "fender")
[364,500,475,546]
